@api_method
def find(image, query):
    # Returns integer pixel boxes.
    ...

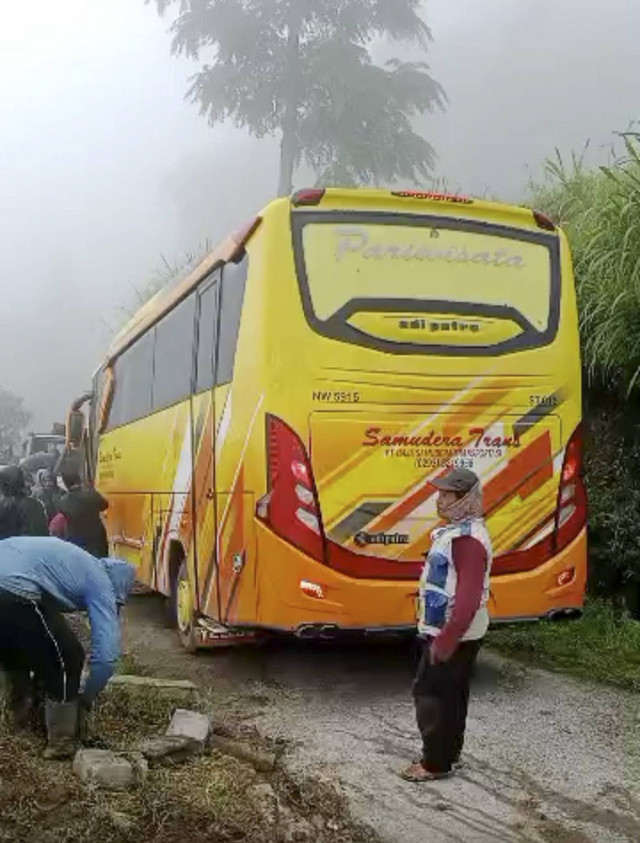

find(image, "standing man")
[0,530,135,759]
[0,465,48,536]
[33,469,62,523]
[402,468,492,781]
[49,472,109,558]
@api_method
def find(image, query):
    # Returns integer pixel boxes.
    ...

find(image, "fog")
[1,0,638,431]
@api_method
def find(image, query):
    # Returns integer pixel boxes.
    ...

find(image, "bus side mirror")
[66,410,85,448]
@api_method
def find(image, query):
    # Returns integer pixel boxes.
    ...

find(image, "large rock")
[136,734,202,766]
[166,709,211,747]
[73,749,134,791]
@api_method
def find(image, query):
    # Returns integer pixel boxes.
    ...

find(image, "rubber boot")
[43,700,79,760]
[7,671,34,731]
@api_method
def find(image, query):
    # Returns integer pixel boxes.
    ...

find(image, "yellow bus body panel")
[95,189,586,633]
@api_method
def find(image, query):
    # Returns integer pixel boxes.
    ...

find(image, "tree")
[0,389,30,463]
[152,0,446,195]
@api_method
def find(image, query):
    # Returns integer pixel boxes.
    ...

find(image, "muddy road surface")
[123,596,640,843]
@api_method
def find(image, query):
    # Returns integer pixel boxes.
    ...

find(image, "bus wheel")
[175,561,198,654]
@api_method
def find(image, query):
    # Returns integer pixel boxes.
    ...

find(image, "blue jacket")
[0,536,136,702]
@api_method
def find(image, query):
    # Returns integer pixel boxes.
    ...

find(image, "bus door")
[191,272,222,622]
[211,258,257,627]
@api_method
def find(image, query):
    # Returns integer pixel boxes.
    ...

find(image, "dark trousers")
[412,636,482,773]
[0,591,84,703]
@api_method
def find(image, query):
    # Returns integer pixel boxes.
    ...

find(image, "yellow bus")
[68,188,587,649]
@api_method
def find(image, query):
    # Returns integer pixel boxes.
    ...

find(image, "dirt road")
[123,596,640,843]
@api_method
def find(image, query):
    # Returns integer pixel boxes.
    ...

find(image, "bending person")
[0,528,135,759]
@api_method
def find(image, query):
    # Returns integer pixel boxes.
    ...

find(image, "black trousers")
[0,591,84,703]
[412,636,482,773]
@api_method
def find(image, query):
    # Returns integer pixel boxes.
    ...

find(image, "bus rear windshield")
[292,212,561,356]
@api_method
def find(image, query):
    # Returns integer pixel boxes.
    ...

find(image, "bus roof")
[107,218,261,363]
[106,188,554,364]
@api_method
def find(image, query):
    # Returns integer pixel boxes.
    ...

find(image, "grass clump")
[487,600,640,691]
[0,684,261,843]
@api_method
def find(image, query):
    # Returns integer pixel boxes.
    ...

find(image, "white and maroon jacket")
[417,518,493,659]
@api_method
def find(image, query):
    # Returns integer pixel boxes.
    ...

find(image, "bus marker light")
[300,580,325,599]
[556,568,575,587]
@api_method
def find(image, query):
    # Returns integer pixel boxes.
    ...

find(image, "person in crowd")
[402,467,493,782]
[0,518,135,759]
[33,469,62,523]
[0,465,48,536]
[49,472,109,558]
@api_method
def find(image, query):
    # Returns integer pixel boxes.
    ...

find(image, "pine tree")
[152,0,445,194]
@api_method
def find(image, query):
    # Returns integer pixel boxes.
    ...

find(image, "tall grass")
[488,600,640,691]
[531,133,640,395]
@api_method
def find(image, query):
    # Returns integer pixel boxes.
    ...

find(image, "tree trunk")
[277,5,302,196]
[278,122,297,196]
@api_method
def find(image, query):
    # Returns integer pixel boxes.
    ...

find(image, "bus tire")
[165,542,184,629]
[175,560,199,654]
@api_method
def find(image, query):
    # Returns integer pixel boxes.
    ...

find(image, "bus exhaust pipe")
[547,608,582,621]
[295,623,340,639]
[295,624,320,639]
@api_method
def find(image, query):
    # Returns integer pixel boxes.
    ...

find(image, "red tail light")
[533,210,556,231]
[257,415,325,562]
[493,424,586,576]
[291,188,326,207]
[554,423,587,553]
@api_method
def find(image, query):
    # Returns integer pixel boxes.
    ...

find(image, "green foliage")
[583,394,640,611]
[530,133,640,395]
[151,0,445,193]
[488,599,640,691]
[530,132,640,610]
[0,389,30,462]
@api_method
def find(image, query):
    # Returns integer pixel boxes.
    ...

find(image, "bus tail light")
[492,424,586,576]
[291,188,326,207]
[257,415,326,562]
[554,424,587,553]
[533,210,556,231]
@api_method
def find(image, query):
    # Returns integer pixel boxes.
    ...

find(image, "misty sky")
[1,0,638,430]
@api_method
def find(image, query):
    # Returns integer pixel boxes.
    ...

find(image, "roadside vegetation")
[0,684,256,843]
[488,600,640,692]
[488,131,640,684]
[0,678,374,843]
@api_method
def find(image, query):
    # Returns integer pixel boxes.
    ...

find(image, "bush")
[583,394,640,614]
[488,599,640,691]
[531,132,640,395]
[530,132,640,611]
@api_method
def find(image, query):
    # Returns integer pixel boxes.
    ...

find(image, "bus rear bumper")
[253,522,588,631]
[489,527,587,623]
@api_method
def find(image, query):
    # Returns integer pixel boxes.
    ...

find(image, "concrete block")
[166,709,211,747]
[73,749,134,791]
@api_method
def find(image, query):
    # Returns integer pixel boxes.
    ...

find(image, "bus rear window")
[292,213,561,356]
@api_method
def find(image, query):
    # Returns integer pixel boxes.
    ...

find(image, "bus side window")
[195,271,221,394]
[152,293,197,412]
[107,331,154,430]
[217,256,248,386]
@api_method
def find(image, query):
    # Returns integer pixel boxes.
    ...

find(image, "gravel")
[124,598,640,843]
